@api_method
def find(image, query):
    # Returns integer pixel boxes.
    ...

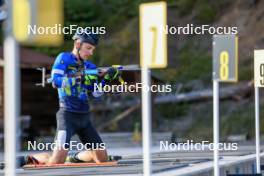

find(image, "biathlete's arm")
[51,53,76,88]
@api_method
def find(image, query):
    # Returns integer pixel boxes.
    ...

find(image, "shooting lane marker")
[212,35,238,176]
[140,1,167,176]
[253,50,264,174]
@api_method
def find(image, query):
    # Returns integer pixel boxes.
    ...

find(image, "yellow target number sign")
[219,51,229,80]
[254,50,264,87]
[140,2,167,68]
[213,35,238,82]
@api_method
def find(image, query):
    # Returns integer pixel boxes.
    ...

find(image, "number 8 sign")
[213,35,238,82]
[254,50,264,87]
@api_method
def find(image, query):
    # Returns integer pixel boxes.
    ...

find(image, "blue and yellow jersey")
[51,52,99,113]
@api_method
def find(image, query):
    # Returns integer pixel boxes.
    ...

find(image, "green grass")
[195,3,216,23]
[239,58,253,81]
[176,0,196,16]
[177,44,212,83]
[155,103,190,119]
[167,98,257,141]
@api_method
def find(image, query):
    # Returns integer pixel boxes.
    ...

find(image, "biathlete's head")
[72,29,99,61]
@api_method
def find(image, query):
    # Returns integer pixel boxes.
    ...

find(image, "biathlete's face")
[75,41,96,60]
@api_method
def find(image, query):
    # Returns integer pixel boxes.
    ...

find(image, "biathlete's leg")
[30,152,51,164]
[16,153,50,166]
[68,149,108,163]
[47,148,68,164]
[67,115,108,163]
[47,109,75,164]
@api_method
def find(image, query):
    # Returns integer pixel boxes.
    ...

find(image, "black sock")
[108,155,122,161]
[68,152,83,163]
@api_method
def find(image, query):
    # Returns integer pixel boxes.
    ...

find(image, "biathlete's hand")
[75,75,83,84]
[97,69,107,77]
[104,67,120,81]
[84,74,98,86]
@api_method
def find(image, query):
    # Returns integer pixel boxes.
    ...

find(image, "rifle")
[35,65,141,88]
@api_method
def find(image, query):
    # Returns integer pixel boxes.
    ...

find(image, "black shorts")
[55,109,103,149]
